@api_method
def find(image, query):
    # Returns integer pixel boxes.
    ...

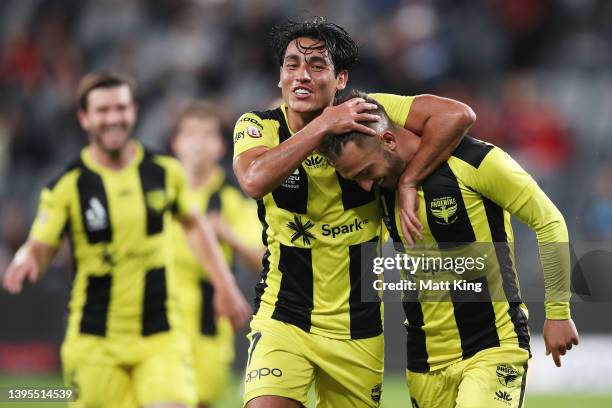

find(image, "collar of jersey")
[280,103,296,135]
[191,165,225,195]
[81,142,145,175]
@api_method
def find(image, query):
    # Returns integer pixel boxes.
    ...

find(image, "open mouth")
[103,124,127,134]
[293,86,313,98]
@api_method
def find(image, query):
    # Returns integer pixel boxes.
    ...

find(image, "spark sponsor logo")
[245,367,283,383]
[321,218,369,238]
[287,214,315,246]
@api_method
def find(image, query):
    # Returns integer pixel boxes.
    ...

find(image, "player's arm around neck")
[3,239,57,294]
[400,94,476,186]
[396,94,476,246]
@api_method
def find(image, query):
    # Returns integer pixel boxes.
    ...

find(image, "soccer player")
[2,72,251,408]
[318,90,580,408]
[170,101,263,408]
[232,18,476,408]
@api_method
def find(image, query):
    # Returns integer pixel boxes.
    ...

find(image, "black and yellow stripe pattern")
[30,143,189,339]
[172,167,261,336]
[381,137,535,372]
[234,94,414,339]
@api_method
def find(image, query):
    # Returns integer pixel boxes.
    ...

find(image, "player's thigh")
[193,319,234,403]
[243,318,314,407]
[246,395,304,408]
[314,334,384,408]
[406,369,456,408]
[132,331,197,407]
[61,336,137,408]
[456,347,529,408]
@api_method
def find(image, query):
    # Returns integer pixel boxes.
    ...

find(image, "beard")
[383,149,406,189]
[90,126,132,160]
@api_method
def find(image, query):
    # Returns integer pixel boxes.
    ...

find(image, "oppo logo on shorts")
[245,367,283,383]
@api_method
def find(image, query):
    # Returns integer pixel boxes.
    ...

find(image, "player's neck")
[89,140,137,171]
[186,161,217,189]
[395,128,421,163]
[285,107,321,133]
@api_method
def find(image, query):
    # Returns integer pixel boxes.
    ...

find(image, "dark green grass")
[1,373,611,407]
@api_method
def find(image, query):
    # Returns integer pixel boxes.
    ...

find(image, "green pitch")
[1,374,611,407]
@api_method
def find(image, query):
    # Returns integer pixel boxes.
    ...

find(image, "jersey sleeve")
[29,181,70,248]
[468,148,571,319]
[369,93,415,128]
[233,112,278,158]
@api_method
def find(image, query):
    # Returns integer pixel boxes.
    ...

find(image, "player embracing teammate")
[233,17,476,408]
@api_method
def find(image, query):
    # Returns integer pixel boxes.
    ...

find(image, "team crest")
[430,196,458,225]
[496,364,519,386]
[146,189,168,213]
[247,125,261,138]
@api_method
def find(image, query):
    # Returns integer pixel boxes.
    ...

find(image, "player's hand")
[318,98,380,137]
[397,183,423,247]
[2,249,40,294]
[214,283,252,331]
[543,318,579,367]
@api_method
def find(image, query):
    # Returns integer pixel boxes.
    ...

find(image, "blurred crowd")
[1,0,611,330]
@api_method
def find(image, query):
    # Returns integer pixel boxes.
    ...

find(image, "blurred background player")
[319,90,580,408]
[170,101,263,408]
[2,72,251,408]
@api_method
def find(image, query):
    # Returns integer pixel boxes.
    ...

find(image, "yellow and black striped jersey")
[172,166,260,336]
[233,94,414,339]
[380,136,570,372]
[30,143,191,339]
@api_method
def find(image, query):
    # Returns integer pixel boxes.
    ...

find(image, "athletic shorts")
[190,317,234,404]
[61,331,196,408]
[243,317,384,408]
[407,346,529,408]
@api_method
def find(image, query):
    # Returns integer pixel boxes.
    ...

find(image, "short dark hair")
[77,72,136,111]
[318,90,392,162]
[270,17,358,75]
